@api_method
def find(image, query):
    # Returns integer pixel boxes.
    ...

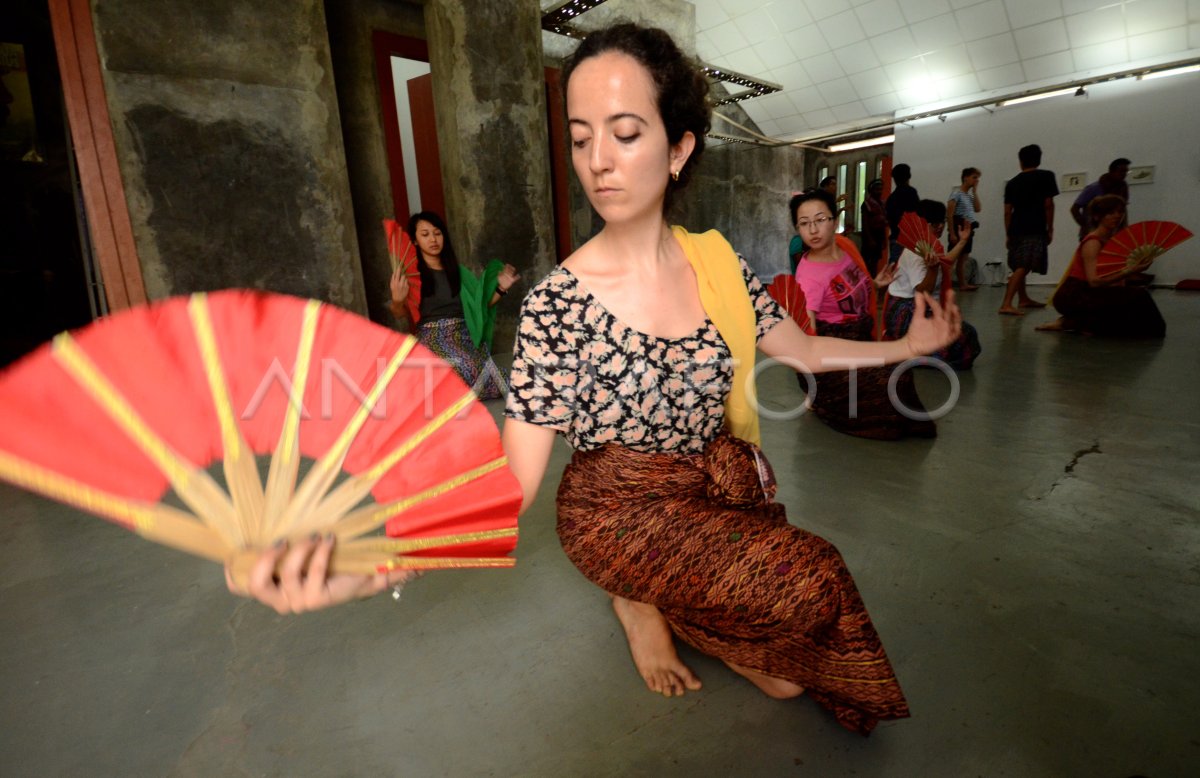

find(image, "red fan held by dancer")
[897,211,952,302]
[385,218,422,323]
[1095,221,1193,276]
[0,291,521,589]
[767,274,813,334]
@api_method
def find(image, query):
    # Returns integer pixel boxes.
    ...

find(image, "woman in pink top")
[792,189,937,439]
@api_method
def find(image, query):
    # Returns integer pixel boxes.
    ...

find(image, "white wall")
[892,72,1200,285]
[391,57,431,215]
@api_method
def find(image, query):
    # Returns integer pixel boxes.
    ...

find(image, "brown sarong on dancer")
[810,314,935,440]
[556,432,910,735]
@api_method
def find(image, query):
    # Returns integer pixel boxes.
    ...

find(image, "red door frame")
[544,67,572,262]
[48,0,146,312]
[373,31,448,221]
[404,73,445,219]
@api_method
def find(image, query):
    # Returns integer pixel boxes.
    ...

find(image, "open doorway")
[1,0,99,367]
[373,31,444,222]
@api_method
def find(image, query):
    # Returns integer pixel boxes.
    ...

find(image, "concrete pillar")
[89,0,365,312]
[423,0,556,309]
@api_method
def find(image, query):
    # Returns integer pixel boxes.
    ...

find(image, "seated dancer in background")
[885,200,982,370]
[234,22,965,737]
[793,189,938,440]
[389,211,519,399]
[1037,195,1164,337]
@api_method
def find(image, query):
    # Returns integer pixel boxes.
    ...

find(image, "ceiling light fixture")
[799,58,1198,147]
[828,134,895,152]
[997,87,1078,107]
[700,64,782,106]
[1139,64,1200,80]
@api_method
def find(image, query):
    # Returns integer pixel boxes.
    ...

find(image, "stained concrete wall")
[324,0,426,326]
[679,141,807,280]
[422,0,558,351]
[87,0,806,328]
[91,0,365,311]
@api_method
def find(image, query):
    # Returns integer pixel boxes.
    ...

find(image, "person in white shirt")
[885,200,982,370]
[946,167,982,292]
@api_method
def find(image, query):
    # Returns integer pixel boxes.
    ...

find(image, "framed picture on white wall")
[1128,166,1155,185]
[1061,172,1087,191]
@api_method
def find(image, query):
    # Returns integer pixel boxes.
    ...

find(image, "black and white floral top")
[504,257,785,454]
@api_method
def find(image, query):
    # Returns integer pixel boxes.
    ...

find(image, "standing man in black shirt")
[1000,144,1058,315]
[885,163,920,264]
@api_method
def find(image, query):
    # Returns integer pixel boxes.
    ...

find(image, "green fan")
[459,259,505,349]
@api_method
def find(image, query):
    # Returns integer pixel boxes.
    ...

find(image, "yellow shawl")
[671,226,761,446]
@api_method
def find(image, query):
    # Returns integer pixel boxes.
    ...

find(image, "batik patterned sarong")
[556,432,911,735]
[416,317,506,400]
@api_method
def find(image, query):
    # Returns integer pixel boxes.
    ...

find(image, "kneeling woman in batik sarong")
[884,200,982,370]
[497,25,964,735]
[1037,195,1165,338]
[389,211,518,399]
[236,23,964,738]
[792,190,938,439]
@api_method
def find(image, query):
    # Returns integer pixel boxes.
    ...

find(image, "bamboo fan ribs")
[897,212,946,264]
[897,212,953,302]
[385,218,422,324]
[0,290,521,588]
[1095,221,1193,276]
[766,274,812,334]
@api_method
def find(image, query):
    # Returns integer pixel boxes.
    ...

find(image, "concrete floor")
[2,286,1197,777]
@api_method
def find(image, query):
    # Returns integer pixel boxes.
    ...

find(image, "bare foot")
[959,283,980,291]
[1019,299,1046,308]
[1035,317,1066,332]
[997,306,1024,316]
[612,597,702,697]
[725,660,805,699]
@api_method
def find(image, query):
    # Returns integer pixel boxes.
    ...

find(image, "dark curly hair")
[1088,194,1126,222]
[916,198,948,226]
[562,23,711,212]
[406,211,461,298]
[789,189,836,225]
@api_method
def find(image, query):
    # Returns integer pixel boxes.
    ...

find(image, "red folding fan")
[897,212,946,264]
[897,212,952,302]
[767,274,812,334]
[385,218,422,324]
[1095,221,1193,276]
[0,291,520,589]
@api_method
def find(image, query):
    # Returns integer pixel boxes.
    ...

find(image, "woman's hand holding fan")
[898,212,953,302]
[385,219,422,323]
[227,532,419,614]
[390,265,411,303]
[897,212,946,265]
[0,291,521,614]
[1095,221,1193,278]
[873,261,898,288]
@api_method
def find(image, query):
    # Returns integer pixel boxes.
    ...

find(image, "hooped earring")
[671,169,680,182]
